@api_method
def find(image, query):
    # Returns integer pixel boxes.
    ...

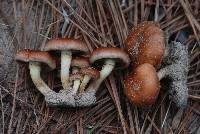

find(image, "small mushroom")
[44,38,89,90]
[88,47,130,92]
[15,49,56,95]
[125,21,165,68]
[69,72,83,94]
[124,63,160,107]
[79,67,100,93]
[70,57,90,93]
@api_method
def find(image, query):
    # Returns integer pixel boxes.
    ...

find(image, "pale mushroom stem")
[87,59,115,91]
[71,68,81,94]
[79,75,91,93]
[29,61,52,95]
[157,66,170,80]
[61,51,72,90]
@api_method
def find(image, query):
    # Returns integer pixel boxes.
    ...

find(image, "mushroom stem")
[61,51,72,90]
[72,79,81,94]
[79,75,91,93]
[87,59,115,91]
[29,61,52,95]
[71,68,81,94]
[157,66,170,80]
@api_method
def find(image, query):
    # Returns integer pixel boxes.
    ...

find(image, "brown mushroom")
[70,57,90,94]
[125,21,165,68]
[69,72,83,94]
[88,47,130,91]
[124,63,160,107]
[15,49,56,95]
[44,38,89,90]
[79,67,100,93]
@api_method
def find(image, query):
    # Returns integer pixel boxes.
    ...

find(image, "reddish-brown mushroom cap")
[90,47,130,68]
[125,21,165,68]
[71,57,90,68]
[124,63,160,107]
[44,38,89,54]
[70,73,82,81]
[15,49,56,69]
[80,67,100,79]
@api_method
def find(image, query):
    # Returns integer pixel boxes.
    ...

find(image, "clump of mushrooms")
[15,37,130,107]
[124,21,188,107]
[15,23,188,108]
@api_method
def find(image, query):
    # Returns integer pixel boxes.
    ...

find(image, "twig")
[7,64,19,134]
[134,0,138,26]
[188,95,200,100]
[154,0,159,21]
[109,74,127,134]
[161,101,172,129]
[0,88,5,134]
[126,99,135,134]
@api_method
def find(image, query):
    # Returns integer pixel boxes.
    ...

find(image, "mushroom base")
[45,90,76,107]
[75,90,96,107]
[44,90,96,107]
[160,41,188,107]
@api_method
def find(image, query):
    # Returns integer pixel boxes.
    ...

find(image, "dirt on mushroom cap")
[124,63,160,107]
[125,21,165,69]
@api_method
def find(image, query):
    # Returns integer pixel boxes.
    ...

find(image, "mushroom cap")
[125,21,165,68]
[90,47,130,68]
[44,38,89,54]
[71,57,90,68]
[80,67,100,79]
[124,63,160,107]
[15,49,56,69]
[70,73,82,81]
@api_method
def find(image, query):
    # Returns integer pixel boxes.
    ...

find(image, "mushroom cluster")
[15,39,130,107]
[124,21,188,107]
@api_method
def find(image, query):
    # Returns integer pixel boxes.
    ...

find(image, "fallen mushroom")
[125,21,165,68]
[87,47,130,92]
[124,41,188,107]
[15,49,56,95]
[44,38,89,90]
[79,67,100,93]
